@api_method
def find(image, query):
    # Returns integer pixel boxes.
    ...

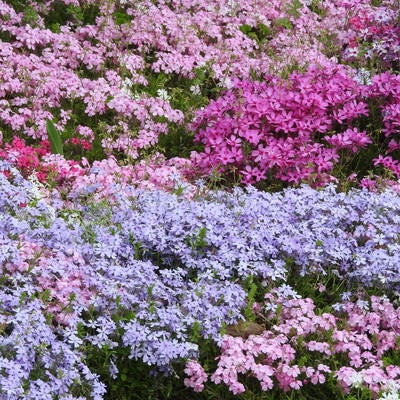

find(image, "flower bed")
[0,0,399,399]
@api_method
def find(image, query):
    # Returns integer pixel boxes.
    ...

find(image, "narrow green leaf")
[46,119,64,155]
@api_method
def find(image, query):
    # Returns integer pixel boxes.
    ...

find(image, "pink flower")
[184,361,208,393]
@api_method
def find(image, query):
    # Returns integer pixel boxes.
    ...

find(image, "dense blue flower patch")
[1,161,400,398]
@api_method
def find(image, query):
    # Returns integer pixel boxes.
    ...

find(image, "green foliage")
[307,0,327,17]
[113,11,133,25]
[153,67,217,159]
[43,2,99,27]
[318,30,341,59]
[22,6,40,26]
[287,0,303,18]
[191,321,202,342]
[129,234,146,259]
[46,119,64,155]
[239,24,272,44]
[274,17,294,30]
[243,276,260,321]
[186,227,208,251]
[80,199,115,244]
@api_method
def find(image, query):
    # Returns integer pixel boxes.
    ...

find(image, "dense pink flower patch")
[186,288,400,396]
[191,65,400,186]
[0,137,194,195]
[191,65,363,184]
[0,0,398,166]
[69,154,195,198]
[0,136,84,183]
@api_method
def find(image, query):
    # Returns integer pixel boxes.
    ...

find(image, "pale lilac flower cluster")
[110,180,400,288]
[0,298,106,399]
[0,161,245,379]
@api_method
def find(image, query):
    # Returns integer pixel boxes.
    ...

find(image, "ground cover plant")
[0,0,400,399]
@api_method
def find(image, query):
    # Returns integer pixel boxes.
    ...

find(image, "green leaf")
[46,119,64,155]
[191,321,202,341]
[113,11,132,25]
[172,185,185,196]
[275,17,293,29]
[288,0,303,17]
[193,227,208,249]
[40,289,52,302]
[239,24,252,34]
[257,23,272,39]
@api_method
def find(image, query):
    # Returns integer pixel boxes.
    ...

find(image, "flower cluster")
[0,136,86,185]
[186,288,400,397]
[339,0,400,70]
[1,159,400,397]
[191,65,400,186]
[0,136,197,196]
[0,162,246,396]
[68,154,195,200]
[0,0,397,165]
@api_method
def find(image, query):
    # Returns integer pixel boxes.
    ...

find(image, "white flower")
[332,303,344,312]
[218,77,234,89]
[120,79,133,97]
[109,357,119,379]
[27,175,57,222]
[157,89,171,101]
[344,47,359,59]
[350,372,363,388]
[123,77,133,87]
[372,41,388,55]
[136,3,149,13]
[354,68,372,85]
[120,86,131,97]
[374,10,392,23]
[384,380,400,393]
[356,299,370,311]
[219,0,238,16]
[379,391,400,400]
[28,174,44,200]
[264,303,277,312]
[379,274,387,284]
[190,85,201,95]
[341,291,352,301]
[276,284,300,299]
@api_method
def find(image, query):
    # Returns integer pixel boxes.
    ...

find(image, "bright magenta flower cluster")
[191,66,400,185]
